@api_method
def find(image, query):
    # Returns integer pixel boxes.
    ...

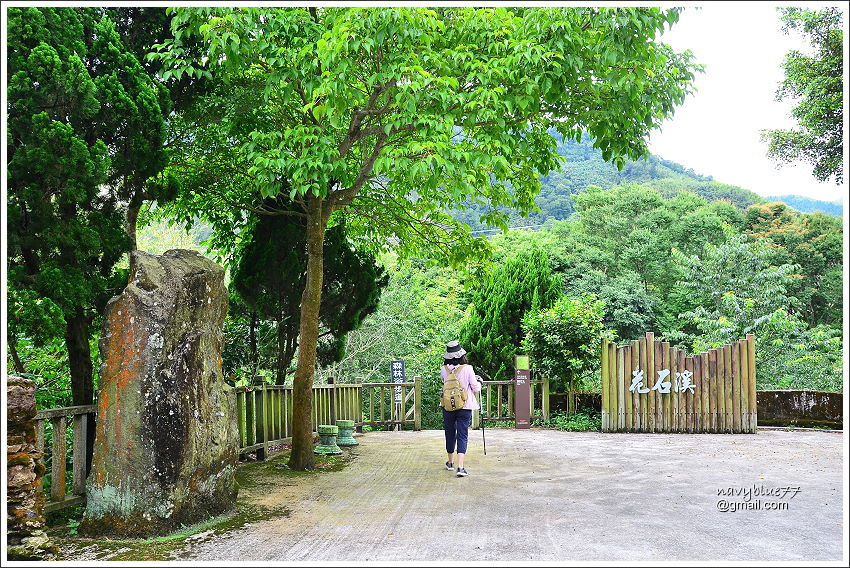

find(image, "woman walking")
[441,340,482,477]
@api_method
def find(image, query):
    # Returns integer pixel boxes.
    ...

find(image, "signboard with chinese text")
[390,360,405,403]
[601,332,757,434]
[515,355,531,429]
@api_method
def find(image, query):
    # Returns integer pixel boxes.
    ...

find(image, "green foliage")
[317,256,470,429]
[536,410,601,432]
[762,7,844,184]
[460,248,562,381]
[764,194,843,217]
[521,295,612,393]
[7,7,168,404]
[743,203,843,327]
[230,215,388,383]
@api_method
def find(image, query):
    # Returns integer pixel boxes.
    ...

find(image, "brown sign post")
[515,355,531,429]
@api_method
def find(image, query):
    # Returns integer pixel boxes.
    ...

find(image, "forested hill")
[452,132,841,230]
[765,194,843,216]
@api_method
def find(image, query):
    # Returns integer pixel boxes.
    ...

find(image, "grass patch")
[51,443,356,561]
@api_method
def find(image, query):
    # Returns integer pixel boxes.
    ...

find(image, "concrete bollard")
[314,425,342,455]
[335,420,358,446]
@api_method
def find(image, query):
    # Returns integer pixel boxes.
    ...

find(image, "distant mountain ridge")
[451,132,842,230]
[764,194,843,216]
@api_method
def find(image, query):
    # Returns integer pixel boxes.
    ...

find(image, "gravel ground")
[174,428,845,562]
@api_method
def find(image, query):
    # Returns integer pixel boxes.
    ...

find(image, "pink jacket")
[441,364,482,411]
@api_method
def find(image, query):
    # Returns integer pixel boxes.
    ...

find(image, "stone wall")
[81,249,239,537]
[7,376,58,560]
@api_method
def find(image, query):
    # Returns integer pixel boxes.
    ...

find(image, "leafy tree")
[231,214,388,384]
[743,203,843,327]
[153,6,699,469]
[761,7,844,184]
[460,248,562,381]
[7,7,168,405]
[521,294,612,412]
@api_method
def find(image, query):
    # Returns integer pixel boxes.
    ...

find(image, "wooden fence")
[34,404,96,513]
[476,378,549,426]
[235,378,421,457]
[601,332,757,433]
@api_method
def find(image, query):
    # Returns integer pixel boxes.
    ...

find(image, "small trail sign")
[390,360,405,403]
[515,355,531,429]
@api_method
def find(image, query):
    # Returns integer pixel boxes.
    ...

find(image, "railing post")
[329,377,336,424]
[543,375,550,422]
[355,377,364,433]
[414,376,422,430]
[72,414,88,495]
[50,416,67,503]
[255,384,268,461]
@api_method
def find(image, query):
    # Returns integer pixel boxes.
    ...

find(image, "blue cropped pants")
[442,408,472,454]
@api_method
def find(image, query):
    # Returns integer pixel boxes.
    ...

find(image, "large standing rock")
[81,249,238,537]
[7,376,58,560]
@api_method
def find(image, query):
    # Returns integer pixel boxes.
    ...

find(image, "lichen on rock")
[81,250,238,537]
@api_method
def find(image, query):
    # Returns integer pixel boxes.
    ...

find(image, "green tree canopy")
[521,294,611,398]
[460,247,562,381]
[231,214,388,384]
[761,7,844,184]
[152,6,700,469]
[7,7,168,404]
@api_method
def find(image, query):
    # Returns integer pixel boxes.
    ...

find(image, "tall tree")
[7,7,168,405]
[460,248,562,381]
[231,214,388,384]
[761,7,844,184]
[154,6,699,469]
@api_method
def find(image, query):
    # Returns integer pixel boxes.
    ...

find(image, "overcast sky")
[646,2,846,203]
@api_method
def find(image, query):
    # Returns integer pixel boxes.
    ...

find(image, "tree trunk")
[288,196,327,470]
[126,190,145,251]
[66,313,98,473]
[65,313,94,406]
[8,333,26,374]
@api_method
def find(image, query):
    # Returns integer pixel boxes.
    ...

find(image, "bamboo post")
[631,340,640,431]
[673,350,682,432]
[708,349,717,433]
[660,342,671,432]
[739,341,750,433]
[723,344,733,433]
[746,334,757,433]
[638,336,647,431]
[732,343,742,432]
[542,375,550,422]
[645,332,655,432]
[609,342,618,431]
[617,346,625,431]
[601,338,610,431]
[693,355,702,433]
[624,345,633,431]
[236,390,246,449]
[51,416,67,502]
[670,346,679,432]
[700,352,709,433]
[716,348,725,433]
[684,356,694,433]
[615,346,629,432]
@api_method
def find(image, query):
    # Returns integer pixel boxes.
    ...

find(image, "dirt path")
[176,429,843,562]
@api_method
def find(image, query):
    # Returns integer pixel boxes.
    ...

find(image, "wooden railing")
[475,377,550,426]
[234,377,421,458]
[34,404,96,513]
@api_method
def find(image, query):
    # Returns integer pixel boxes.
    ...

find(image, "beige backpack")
[441,365,468,411]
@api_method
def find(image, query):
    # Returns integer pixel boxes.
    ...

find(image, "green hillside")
[452,132,768,230]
